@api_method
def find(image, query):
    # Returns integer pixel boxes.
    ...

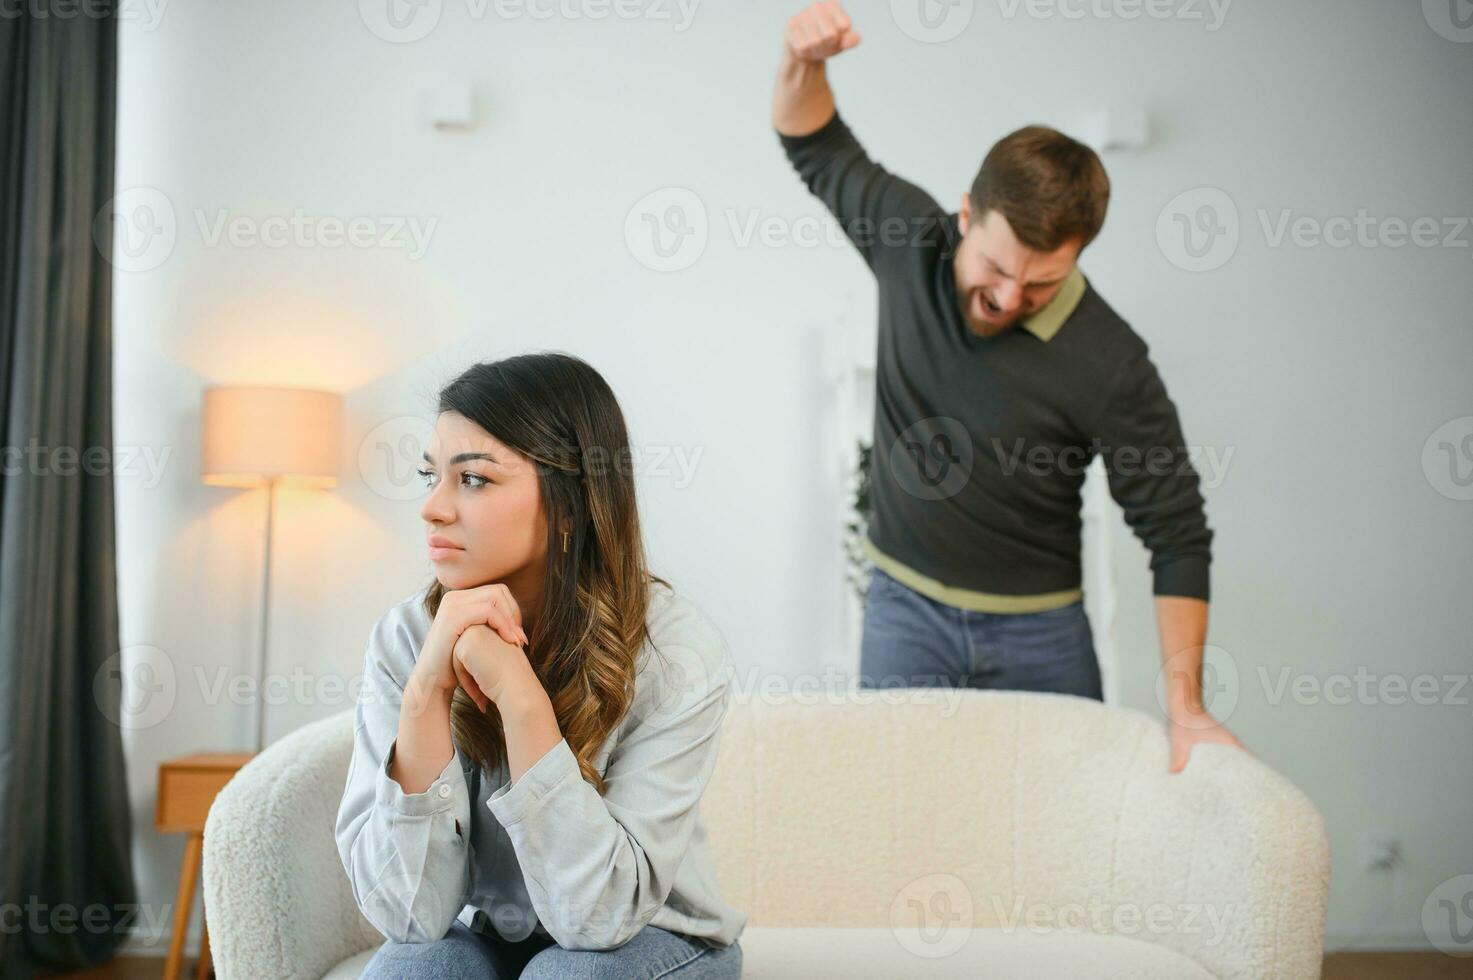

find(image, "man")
[772,1,1246,772]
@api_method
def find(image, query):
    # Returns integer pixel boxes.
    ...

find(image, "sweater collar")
[1019,265,1086,342]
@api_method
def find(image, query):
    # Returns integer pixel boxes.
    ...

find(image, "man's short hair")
[969,125,1110,252]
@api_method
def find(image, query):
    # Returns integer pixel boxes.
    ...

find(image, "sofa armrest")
[1006,695,1329,979]
[203,710,378,980]
[1170,741,1327,979]
[1098,738,1330,980]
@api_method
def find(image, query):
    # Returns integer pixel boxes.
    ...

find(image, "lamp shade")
[201,386,342,488]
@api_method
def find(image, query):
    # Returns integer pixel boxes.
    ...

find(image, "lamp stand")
[255,477,278,753]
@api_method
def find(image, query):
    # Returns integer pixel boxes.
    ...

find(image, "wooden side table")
[156,753,254,980]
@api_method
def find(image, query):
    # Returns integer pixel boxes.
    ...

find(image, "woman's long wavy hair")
[422,352,669,795]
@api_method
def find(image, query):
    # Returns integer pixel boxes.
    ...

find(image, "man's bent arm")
[1156,595,1248,772]
[773,46,837,137]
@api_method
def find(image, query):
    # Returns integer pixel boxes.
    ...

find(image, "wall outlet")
[1359,831,1401,871]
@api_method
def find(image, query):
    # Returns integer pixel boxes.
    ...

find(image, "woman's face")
[419,411,547,594]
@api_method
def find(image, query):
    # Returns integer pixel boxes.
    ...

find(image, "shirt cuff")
[486,737,579,827]
[1152,556,1210,602]
[776,108,847,151]
[376,738,467,817]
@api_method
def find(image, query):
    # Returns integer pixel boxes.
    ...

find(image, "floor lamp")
[201,385,342,752]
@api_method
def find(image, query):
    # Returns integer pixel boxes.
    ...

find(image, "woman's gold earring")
[562,529,569,553]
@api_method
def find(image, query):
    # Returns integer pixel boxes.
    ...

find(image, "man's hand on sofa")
[1166,704,1250,773]
[1153,595,1251,772]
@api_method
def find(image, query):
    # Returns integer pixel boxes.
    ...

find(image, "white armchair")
[203,689,1329,979]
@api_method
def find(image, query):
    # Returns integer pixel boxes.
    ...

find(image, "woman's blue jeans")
[858,567,1103,700]
[360,920,741,979]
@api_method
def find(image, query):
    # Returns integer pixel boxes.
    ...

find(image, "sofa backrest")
[701,688,1242,933]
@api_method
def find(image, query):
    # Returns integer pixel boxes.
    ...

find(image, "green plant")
[843,439,874,602]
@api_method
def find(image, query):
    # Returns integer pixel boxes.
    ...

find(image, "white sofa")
[203,689,1329,979]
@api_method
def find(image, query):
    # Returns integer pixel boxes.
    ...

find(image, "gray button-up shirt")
[334,581,748,951]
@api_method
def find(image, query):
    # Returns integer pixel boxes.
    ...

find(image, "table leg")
[164,832,202,980]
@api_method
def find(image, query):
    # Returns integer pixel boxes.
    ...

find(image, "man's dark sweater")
[779,111,1213,606]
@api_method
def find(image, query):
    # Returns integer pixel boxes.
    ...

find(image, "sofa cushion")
[737,926,1217,978]
[321,926,1215,979]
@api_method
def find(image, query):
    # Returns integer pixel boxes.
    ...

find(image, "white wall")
[112,0,1472,954]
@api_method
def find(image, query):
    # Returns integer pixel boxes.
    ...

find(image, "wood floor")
[46,951,1472,979]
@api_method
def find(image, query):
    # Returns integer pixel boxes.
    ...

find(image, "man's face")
[953,200,1082,338]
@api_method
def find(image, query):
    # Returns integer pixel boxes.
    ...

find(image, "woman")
[335,353,746,978]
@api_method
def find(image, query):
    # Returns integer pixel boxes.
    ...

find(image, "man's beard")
[962,287,1021,336]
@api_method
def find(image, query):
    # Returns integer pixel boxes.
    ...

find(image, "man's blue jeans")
[858,567,1104,700]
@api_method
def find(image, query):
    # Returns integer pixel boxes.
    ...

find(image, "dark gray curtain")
[0,3,138,977]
